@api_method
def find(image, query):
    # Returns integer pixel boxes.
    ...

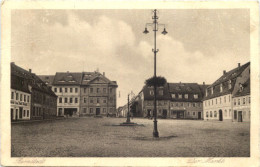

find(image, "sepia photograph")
[1,1,259,166]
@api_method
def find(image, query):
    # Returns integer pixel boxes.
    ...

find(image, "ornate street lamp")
[143,9,167,138]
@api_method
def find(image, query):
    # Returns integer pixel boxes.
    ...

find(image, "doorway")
[19,107,23,119]
[96,108,100,115]
[198,112,202,119]
[219,110,223,121]
[11,108,14,121]
[238,111,243,122]
[163,110,167,118]
[147,109,151,117]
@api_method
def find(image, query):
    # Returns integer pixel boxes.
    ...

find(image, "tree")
[145,76,167,87]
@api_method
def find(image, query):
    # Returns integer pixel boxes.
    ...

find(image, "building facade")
[11,63,57,121]
[39,71,118,117]
[203,62,250,122]
[138,82,207,119]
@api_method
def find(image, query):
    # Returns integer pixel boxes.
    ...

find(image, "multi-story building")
[203,62,250,121]
[168,83,207,119]
[11,63,57,121]
[232,79,250,122]
[39,71,118,117]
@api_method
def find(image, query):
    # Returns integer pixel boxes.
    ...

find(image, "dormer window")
[150,90,154,96]
[68,80,75,83]
[59,80,65,83]
[171,94,176,98]
[211,87,214,94]
[159,90,163,96]
[194,94,198,99]
[206,90,208,97]
[228,80,232,89]
[178,94,182,99]
[67,75,72,78]
[220,83,223,92]
[184,94,188,99]
[239,83,244,92]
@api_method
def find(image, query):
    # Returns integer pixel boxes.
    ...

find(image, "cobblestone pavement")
[11,117,250,157]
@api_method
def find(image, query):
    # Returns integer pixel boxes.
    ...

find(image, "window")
[211,87,214,94]
[216,99,217,104]
[23,110,26,117]
[234,110,237,119]
[193,103,196,107]
[188,112,190,115]
[194,94,198,99]
[90,88,93,93]
[20,94,23,101]
[65,88,68,93]
[229,109,231,117]
[103,99,107,103]
[164,101,167,105]
[159,90,163,95]
[225,110,227,116]
[206,111,209,117]
[193,112,195,116]
[59,97,62,103]
[27,95,30,102]
[185,94,188,99]
[176,103,179,107]
[24,95,26,102]
[249,97,250,103]
[178,94,182,99]
[238,99,240,105]
[60,88,62,92]
[212,100,213,105]
[171,94,176,98]
[206,90,208,97]
[84,98,87,103]
[110,88,112,93]
[11,92,14,99]
[84,88,87,93]
[54,88,57,92]
[27,110,29,117]
[75,88,78,93]
[70,98,73,103]
[150,90,154,96]
[103,108,106,113]
[210,111,212,117]
[16,93,19,100]
[224,96,226,103]
[220,83,223,92]
[228,80,232,89]
[180,103,183,107]
[97,88,100,93]
[70,88,73,93]
[234,99,236,105]
[103,88,106,93]
[90,108,93,113]
[208,101,210,106]
[187,103,190,107]
[75,98,78,103]
[83,108,87,113]
[90,98,93,103]
[97,98,100,103]
[65,98,68,103]
[243,98,246,104]
[214,111,217,117]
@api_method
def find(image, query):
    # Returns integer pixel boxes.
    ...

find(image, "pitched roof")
[168,83,205,102]
[11,63,57,97]
[204,62,250,100]
[233,78,250,97]
[38,75,55,86]
[52,72,82,85]
[81,72,118,86]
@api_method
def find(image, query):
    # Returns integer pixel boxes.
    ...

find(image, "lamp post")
[123,91,135,124]
[143,9,167,138]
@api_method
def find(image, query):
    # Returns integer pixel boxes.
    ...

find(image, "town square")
[6,6,254,160]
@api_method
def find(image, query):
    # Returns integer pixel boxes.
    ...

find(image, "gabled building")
[203,62,250,121]
[11,63,57,121]
[39,71,118,117]
[168,82,207,119]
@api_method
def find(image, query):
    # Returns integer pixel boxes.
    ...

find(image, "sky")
[11,9,250,106]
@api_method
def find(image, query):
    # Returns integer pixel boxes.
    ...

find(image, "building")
[168,83,207,119]
[203,62,250,121]
[11,63,57,121]
[39,71,118,117]
[232,79,250,122]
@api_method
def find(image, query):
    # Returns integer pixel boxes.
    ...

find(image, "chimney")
[103,72,105,76]
[238,63,240,68]
[29,69,32,73]
[223,70,226,75]
[203,82,205,85]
